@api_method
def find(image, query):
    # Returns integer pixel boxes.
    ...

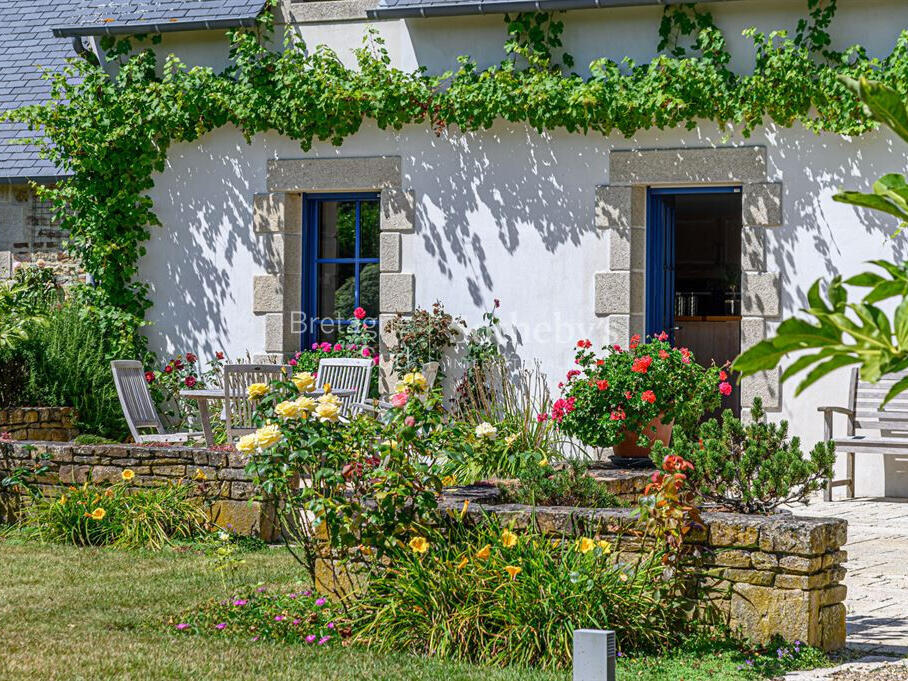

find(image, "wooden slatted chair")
[223,364,286,441]
[820,367,908,500]
[316,357,373,417]
[111,360,203,444]
[352,361,439,416]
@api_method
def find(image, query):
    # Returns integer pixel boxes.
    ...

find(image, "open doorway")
[645,187,742,415]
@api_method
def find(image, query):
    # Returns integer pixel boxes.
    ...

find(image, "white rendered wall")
[137,0,908,495]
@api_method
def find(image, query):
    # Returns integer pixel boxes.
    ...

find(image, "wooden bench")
[820,368,908,500]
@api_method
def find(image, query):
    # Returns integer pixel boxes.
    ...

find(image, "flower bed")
[433,493,848,652]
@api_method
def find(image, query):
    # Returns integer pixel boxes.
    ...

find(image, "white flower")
[218,531,230,542]
[474,422,498,440]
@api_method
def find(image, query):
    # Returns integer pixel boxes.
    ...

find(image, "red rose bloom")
[641,390,656,404]
[184,375,197,388]
[216,351,225,360]
[353,307,367,320]
[719,381,733,396]
[163,365,173,374]
[144,371,155,384]
[186,353,197,364]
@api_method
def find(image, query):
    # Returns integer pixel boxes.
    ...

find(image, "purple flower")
[257,587,267,593]
[287,593,297,599]
[215,623,226,630]
[327,622,335,629]
[318,636,331,645]
[233,599,248,606]
[274,615,285,622]
[314,598,326,607]
[175,623,189,630]
[302,590,312,597]
[292,618,301,625]
[306,634,317,644]
[252,636,259,642]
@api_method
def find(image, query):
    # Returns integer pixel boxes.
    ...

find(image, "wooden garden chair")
[110,360,204,444]
[315,357,373,418]
[223,363,286,441]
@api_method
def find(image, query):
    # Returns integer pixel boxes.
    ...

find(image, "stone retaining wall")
[440,496,848,652]
[0,441,276,540]
[0,407,78,441]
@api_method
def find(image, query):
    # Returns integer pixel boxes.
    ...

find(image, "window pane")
[316,324,341,345]
[317,262,356,320]
[318,201,356,260]
[358,263,379,318]
[359,201,380,259]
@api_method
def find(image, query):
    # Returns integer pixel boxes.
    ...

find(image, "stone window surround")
[250,156,415,383]
[594,145,783,411]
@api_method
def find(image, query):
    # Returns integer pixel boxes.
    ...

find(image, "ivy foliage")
[4,0,908,320]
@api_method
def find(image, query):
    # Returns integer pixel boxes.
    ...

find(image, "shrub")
[652,398,836,514]
[353,520,699,669]
[498,460,624,508]
[20,473,210,549]
[146,352,226,429]
[172,585,347,645]
[553,334,726,448]
[386,301,461,375]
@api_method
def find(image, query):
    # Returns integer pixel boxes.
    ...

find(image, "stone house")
[5,0,908,495]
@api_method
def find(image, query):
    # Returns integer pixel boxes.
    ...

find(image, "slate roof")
[0,0,86,182]
[51,0,266,37]
[368,0,733,19]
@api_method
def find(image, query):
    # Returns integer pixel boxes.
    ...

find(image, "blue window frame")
[301,192,380,349]
[645,186,740,343]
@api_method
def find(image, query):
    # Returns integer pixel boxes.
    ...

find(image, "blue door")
[645,186,739,344]
[301,193,380,349]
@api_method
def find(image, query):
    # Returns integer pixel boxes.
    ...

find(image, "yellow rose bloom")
[315,402,340,423]
[404,372,428,391]
[294,396,316,415]
[577,537,596,554]
[274,400,301,419]
[500,529,518,548]
[456,556,469,570]
[475,544,491,561]
[247,383,269,400]
[538,456,549,468]
[89,507,106,521]
[121,469,135,482]
[254,424,283,449]
[291,372,316,393]
[236,433,258,453]
[504,565,522,580]
[317,392,340,406]
[408,536,429,554]
[321,382,332,393]
[597,540,612,554]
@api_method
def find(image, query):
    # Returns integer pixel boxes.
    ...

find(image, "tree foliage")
[734,77,908,403]
[4,1,907,325]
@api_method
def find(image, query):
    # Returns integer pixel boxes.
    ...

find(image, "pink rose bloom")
[390,392,409,408]
[362,347,372,358]
[373,356,380,365]
[289,359,297,366]
[404,415,416,427]
[353,307,367,320]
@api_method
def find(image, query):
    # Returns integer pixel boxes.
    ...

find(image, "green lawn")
[0,535,822,681]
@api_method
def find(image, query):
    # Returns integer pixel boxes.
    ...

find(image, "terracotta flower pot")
[612,414,674,458]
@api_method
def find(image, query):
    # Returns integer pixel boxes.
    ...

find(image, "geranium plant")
[550,334,728,448]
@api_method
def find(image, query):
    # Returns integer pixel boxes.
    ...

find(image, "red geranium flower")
[144,371,155,384]
[184,375,197,388]
[719,370,728,381]
[629,334,641,349]
[596,379,608,391]
[641,390,656,404]
[576,339,592,349]
[658,349,669,360]
[624,391,632,400]
[631,356,652,374]
[657,331,669,341]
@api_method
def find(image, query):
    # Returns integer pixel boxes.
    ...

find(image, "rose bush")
[550,334,727,448]
[146,352,226,430]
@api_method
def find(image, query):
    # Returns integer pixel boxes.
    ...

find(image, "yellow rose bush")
[355,519,695,670]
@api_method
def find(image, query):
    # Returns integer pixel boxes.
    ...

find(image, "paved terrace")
[786,496,908,656]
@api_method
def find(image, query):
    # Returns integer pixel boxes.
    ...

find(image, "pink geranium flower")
[719,381,733,396]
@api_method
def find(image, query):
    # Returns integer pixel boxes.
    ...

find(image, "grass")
[0,532,829,681]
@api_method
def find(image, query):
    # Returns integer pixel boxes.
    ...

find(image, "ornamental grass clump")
[353,520,699,670]
[551,334,727,448]
[172,585,348,646]
[652,397,836,514]
[20,471,210,549]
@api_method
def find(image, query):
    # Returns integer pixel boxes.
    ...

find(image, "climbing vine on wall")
[5,0,908,322]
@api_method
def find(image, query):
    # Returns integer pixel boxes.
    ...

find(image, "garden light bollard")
[573,629,616,681]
